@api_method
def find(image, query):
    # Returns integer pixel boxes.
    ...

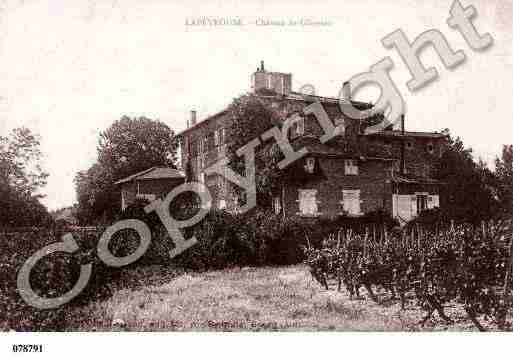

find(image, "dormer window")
[305,157,316,173]
[406,141,413,150]
[427,142,434,154]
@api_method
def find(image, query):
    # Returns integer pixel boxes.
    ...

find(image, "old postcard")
[1,0,513,357]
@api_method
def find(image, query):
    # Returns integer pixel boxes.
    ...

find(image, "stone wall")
[281,157,394,219]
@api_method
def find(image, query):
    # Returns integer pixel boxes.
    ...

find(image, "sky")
[1,0,513,210]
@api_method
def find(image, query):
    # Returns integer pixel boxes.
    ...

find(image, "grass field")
[65,264,486,331]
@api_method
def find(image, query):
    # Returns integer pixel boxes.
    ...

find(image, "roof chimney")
[190,110,197,126]
[342,81,351,101]
[251,62,291,95]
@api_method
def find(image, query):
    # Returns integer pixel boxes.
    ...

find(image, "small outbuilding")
[115,167,185,211]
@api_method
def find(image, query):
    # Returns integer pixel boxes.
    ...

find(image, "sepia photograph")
[1,0,513,357]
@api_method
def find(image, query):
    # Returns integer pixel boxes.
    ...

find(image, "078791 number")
[12,345,43,353]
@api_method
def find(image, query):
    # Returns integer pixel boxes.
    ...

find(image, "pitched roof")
[391,173,443,185]
[291,136,347,157]
[364,130,447,139]
[290,136,397,161]
[285,91,373,109]
[176,92,374,137]
[115,167,185,185]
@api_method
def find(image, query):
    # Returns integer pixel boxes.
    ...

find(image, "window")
[136,183,156,202]
[218,199,226,210]
[214,129,225,147]
[296,117,304,136]
[273,196,282,214]
[190,140,197,156]
[393,194,417,224]
[406,141,413,150]
[288,114,304,139]
[392,161,400,175]
[137,193,156,202]
[183,137,190,156]
[344,159,358,175]
[204,137,209,153]
[214,129,220,146]
[416,194,428,213]
[304,157,315,174]
[267,74,272,89]
[298,189,319,216]
[427,142,434,154]
[342,190,361,215]
[427,195,440,209]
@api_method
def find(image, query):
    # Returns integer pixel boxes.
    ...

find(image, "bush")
[114,198,176,265]
[1,221,186,331]
[0,228,119,331]
[171,208,400,270]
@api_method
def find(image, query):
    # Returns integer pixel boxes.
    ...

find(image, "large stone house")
[178,62,447,224]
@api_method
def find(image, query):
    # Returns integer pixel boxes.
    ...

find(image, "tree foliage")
[227,94,284,209]
[435,129,498,222]
[0,127,51,227]
[74,116,178,224]
[97,116,177,179]
[495,144,513,215]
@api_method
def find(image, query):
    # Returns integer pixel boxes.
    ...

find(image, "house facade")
[178,62,447,224]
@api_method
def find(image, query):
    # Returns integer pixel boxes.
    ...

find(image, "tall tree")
[436,129,498,222]
[75,116,178,224]
[495,144,513,215]
[0,127,48,196]
[0,127,51,227]
[98,116,177,180]
[227,94,283,209]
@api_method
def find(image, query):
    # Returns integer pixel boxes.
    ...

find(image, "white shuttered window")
[298,189,319,216]
[342,190,361,215]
